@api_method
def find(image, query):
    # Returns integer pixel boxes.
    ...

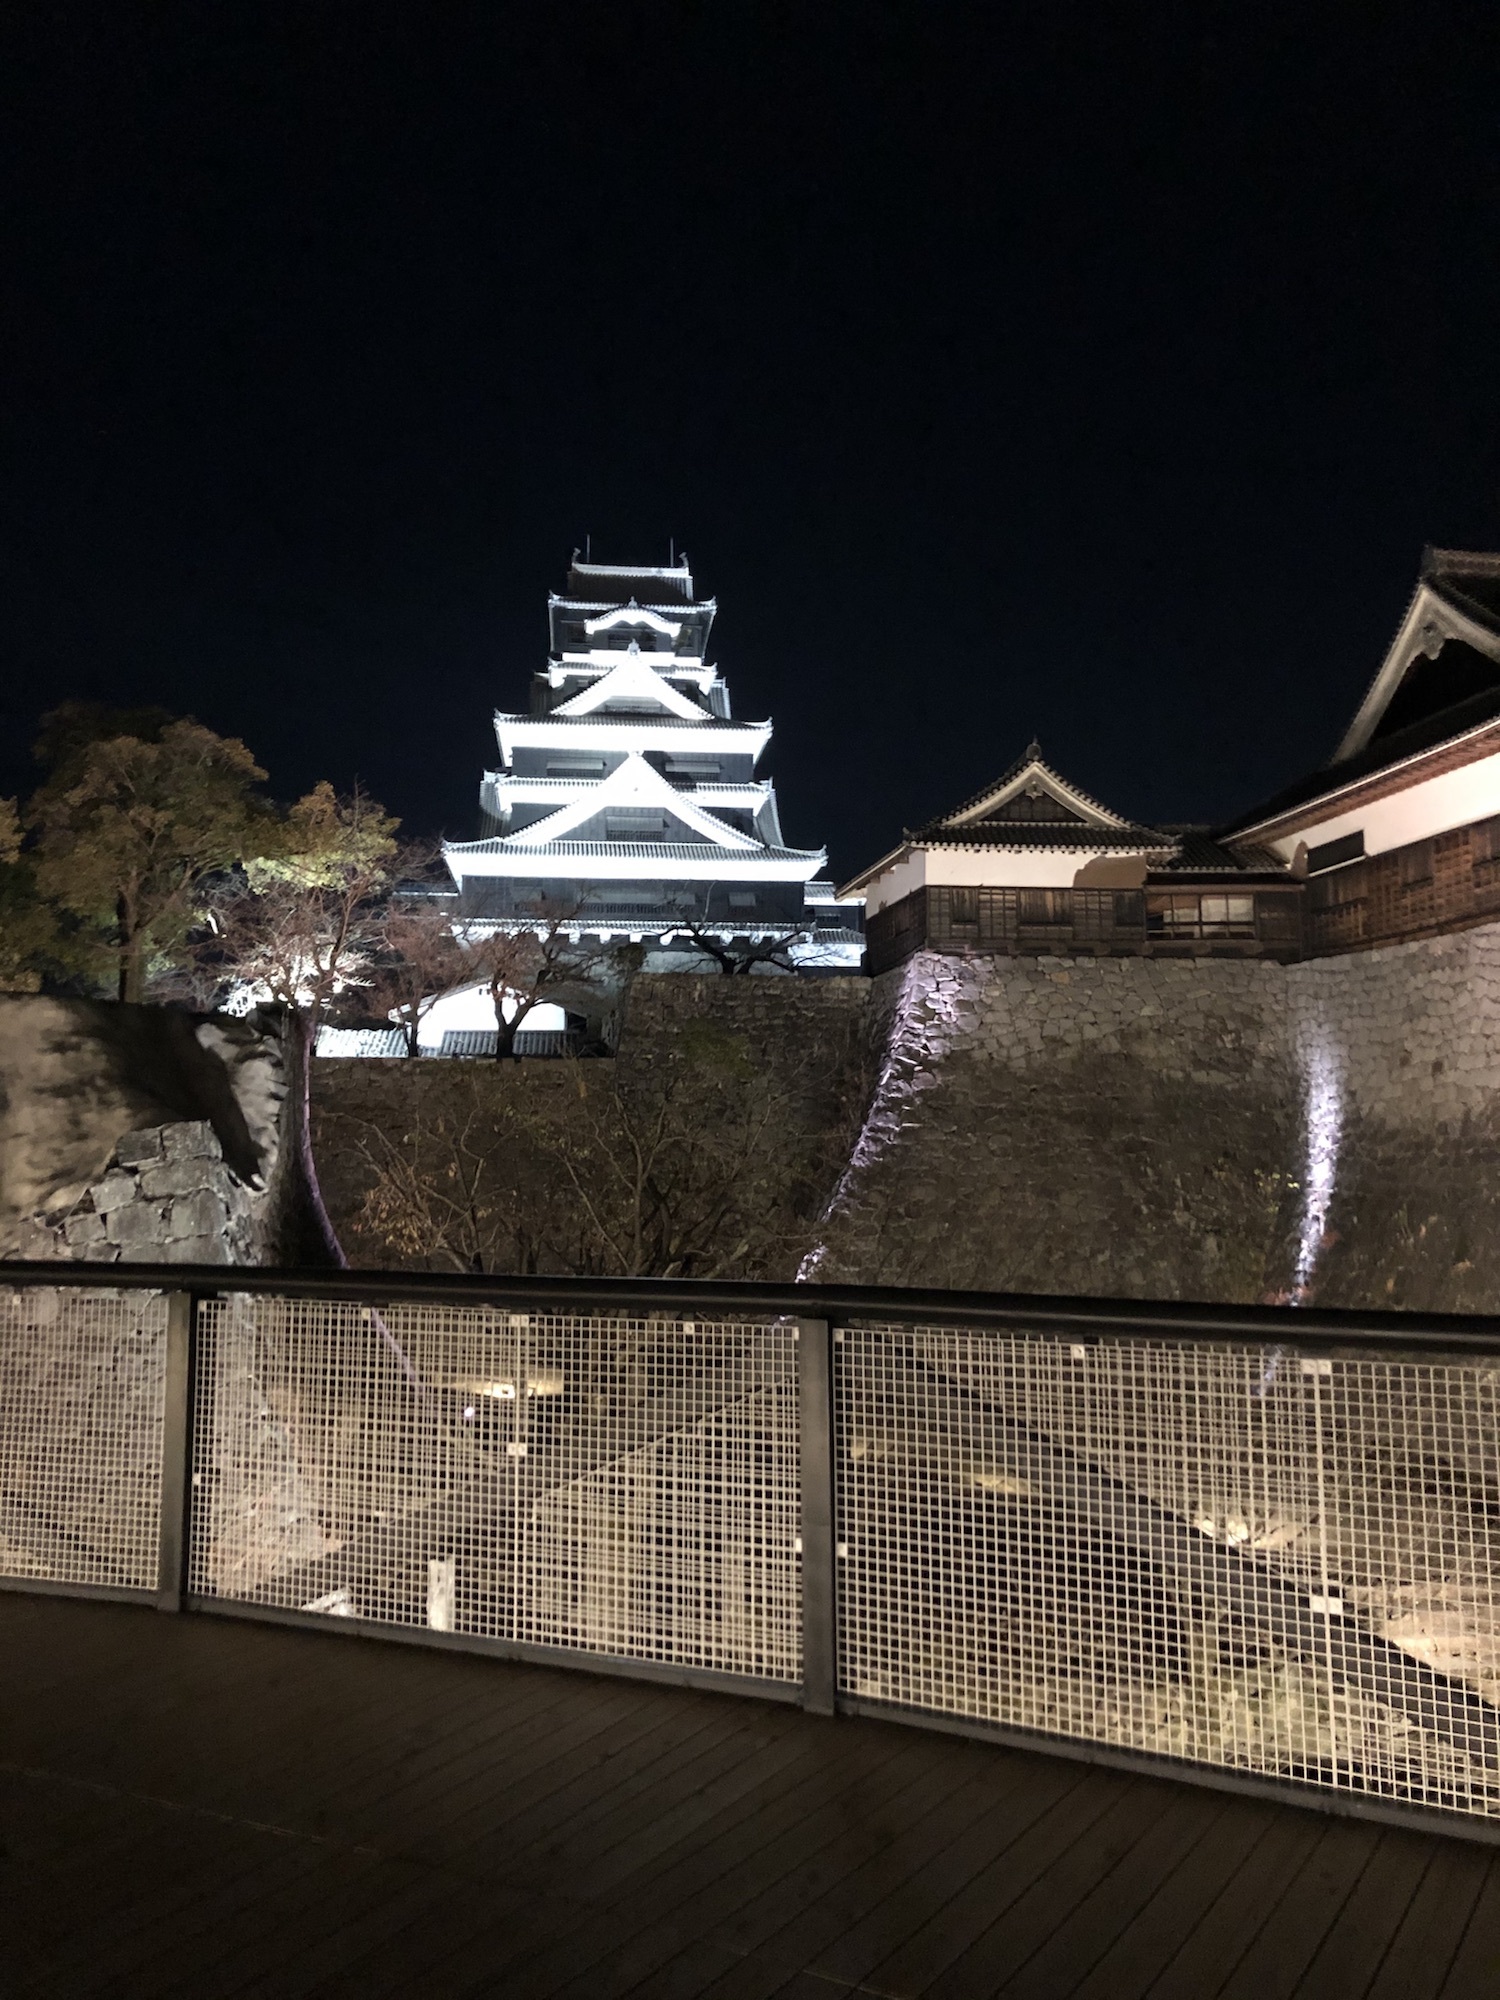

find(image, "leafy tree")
[27,710,272,1001]
[205,783,400,1264]
[0,797,64,992]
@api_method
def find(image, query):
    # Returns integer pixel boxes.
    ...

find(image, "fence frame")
[7,1259,1500,1843]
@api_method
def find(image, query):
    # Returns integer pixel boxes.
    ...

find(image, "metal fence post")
[798,1316,836,1714]
[157,1290,196,1612]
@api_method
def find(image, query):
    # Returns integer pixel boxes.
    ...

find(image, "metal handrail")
[4,1260,1500,1354]
[7,1260,1500,1840]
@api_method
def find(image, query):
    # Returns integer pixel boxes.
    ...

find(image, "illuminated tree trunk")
[291,1009,347,1268]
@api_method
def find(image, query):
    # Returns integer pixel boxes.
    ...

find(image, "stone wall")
[808,926,1500,1311]
[0,997,291,1265]
[310,939,1500,1310]
[312,974,874,1277]
[1288,928,1500,1312]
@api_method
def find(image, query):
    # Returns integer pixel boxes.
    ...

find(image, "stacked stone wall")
[810,926,1500,1311]
[315,941,1500,1311]
[45,1119,273,1266]
[808,954,1303,1301]
[311,975,874,1276]
[0,997,291,1266]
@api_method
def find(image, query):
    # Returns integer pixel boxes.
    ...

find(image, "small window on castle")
[1399,840,1434,889]
[1473,817,1500,864]
[1200,895,1256,935]
[950,887,978,924]
[1307,830,1365,874]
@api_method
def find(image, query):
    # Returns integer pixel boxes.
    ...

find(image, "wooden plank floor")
[1,1595,1498,1997]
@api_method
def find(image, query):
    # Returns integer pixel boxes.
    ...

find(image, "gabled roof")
[582,604,684,639]
[908,743,1167,849]
[498,751,762,852]
[1220,546,1500,843]
[1334,548,1500,763]
[552,656,709,722]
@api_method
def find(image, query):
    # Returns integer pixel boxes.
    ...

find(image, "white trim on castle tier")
[493,713,772,761]
[496,754,764,851]
[552,658,709,720]
[444,839,823,882]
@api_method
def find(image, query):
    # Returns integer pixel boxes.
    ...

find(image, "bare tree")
[664,907,814,975]
[349,844,472,1056]
[332,1012,875,1281]
[459,899,603,1057]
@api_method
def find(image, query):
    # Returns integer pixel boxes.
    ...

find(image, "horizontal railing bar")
[839,1696,1500,1847]
[0,1574,158,1608]
[5,1260,1500,1354]
[185,1595,805,1703]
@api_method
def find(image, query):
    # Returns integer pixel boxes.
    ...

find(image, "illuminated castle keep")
[443,553,860,961]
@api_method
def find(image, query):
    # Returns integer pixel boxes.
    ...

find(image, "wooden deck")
[1,1595,1498,1997]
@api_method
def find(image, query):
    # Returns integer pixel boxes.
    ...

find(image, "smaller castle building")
[846,546,1500,973]
[846,745,1300,974]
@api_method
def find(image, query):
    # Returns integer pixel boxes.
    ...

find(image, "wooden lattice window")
[1399,839,1434,889]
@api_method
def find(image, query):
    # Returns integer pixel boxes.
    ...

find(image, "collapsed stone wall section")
[45,1119,270,1266]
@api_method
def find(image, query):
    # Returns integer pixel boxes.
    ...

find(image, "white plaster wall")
[859,843,1145,913]
[1266,747,1500,864]
[415,983,568,1051]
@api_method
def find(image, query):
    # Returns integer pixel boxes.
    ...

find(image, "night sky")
[4,4,1499,884]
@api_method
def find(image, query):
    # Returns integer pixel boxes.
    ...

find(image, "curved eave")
[444,838,825,883]
[494,712,767,742]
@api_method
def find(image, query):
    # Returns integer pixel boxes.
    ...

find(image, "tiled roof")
[911,741,1153,841]
[1367,639,1500,745]
[1426,548,1500,630]
[909,825,1171,851]
[1218,680,1500,837]
[497,711,763,732]
[1153,828,1291,875]
[447,838,824,864]
[565,562,698,603]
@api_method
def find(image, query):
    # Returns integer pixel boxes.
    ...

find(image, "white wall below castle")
[415,984,568,1051]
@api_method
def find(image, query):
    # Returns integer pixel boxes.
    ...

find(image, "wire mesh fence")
[835,1323,1500,1818]
[0,1285,168,1591]
[5,1267,1500,1830]
[188,1296,801,1682]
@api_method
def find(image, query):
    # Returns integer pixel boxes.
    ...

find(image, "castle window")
[1399,840,1434,889]
[949,887,978,924]
[1149,894,1255,938]
[1307,830,1365,874]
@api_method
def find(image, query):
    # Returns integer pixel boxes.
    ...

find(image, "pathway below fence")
[2,1592,1500,1998]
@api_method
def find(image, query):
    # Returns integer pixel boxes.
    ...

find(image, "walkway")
[1,1594,1498,1997]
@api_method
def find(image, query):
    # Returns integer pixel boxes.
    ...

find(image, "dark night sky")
[3,3,1499,883]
